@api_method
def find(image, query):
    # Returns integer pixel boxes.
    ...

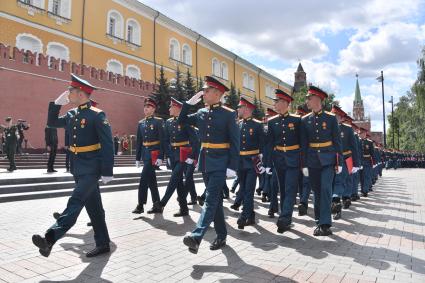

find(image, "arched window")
[212,58,220,77]
[48,0,72,18]
[169,38,180,60]
[182,44,192,65]
[23,0,44,9]
[126,18,141,46]
[106,59,123,75]
[221,62,228,80]
[242,72,249,88]
[16,33,43,54]
[106,10,124,38]
[248,75,255,90]
[126,64,141,79]
[46,42,69,61]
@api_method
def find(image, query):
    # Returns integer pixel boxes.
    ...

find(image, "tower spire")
[354,74,362,103]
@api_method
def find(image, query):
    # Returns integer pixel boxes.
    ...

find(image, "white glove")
[185,158,194,164]
[360,166,363,170]
[101,176,113,184]
[373,164,377,168]
[187,91,203,105]
[336,166,343,174]
[135,161,141,168]
[265,167,272,175]
[167,158,171,167]
[155,159,163,166]
[258,153,263,160]
[226,168,236,178]
[258,166,266,174]
[302,168,309,177]
[352,167,359,174]
[54,90,70,106]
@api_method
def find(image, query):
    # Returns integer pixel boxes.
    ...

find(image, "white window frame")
[212,58,220,77]
[46,42,70,69]
[48,0,72,19]
[126,18,141,46]
[169,38,180,61]
[106,59,124,76]
[126,64,141,80]
[221,62,228,80]
[106,10,124,39]
[243,72,249,89]
[248,75,255,91]
[16,33,43,54]
[182,44,192,66]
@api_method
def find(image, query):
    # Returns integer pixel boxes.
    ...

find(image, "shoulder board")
[154,117,163,120]
[138,119,145,123]
[325,111,335,116]
[303,112,313,118]
[268,114,280,121]
[167,117,174,121]
[342,123,352,128]
[221,105,235,112]
[252,118,262,124]
[191,125,199,130]
[289,114,301,118]
[89,107,102,113]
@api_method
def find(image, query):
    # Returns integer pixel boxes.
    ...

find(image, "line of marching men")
[32,74,416,258]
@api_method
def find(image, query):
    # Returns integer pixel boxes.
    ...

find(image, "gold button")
[73,127,76,130]
[73,144,76,146]
[73,135,76,138]
[207,134,210,137]
[318,150,321,153]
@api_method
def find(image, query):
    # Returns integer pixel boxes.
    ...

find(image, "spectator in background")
[113,132,120,155]
[45,126,58,173]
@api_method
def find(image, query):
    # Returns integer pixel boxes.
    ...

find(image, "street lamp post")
[377,71,386,148]
[389,95,394,148]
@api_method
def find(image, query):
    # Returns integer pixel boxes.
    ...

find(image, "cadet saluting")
[179,76,239,254]
[32,74,114,257]
[300,86,343,236]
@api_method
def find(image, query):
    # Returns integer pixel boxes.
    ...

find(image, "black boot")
[32,235,53,257]
[230,203,240,211]
[237,218,246,230]
[53,212,61,220]
[86,245,110,257]
[183,235,200,254]
[147,201,164,214]
[342,198,351,209]
[210,238,226,250]
[268,208,276,218]
[255,188,262,196]
[173,210,189,217]
[298,203,308,216]
[197,196,205,206]
[132,204,144,214]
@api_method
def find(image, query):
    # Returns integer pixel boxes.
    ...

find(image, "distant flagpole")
[376,71,386,148]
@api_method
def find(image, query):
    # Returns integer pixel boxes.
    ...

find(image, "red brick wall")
[0,43,156,149]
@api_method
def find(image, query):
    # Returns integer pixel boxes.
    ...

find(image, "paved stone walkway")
[0,168,424,282]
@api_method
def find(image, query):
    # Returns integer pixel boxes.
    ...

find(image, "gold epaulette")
[154,116,163,120]
[90,107,102,113]
[342,123,352,127]
[325,111,335,116]
[221,105,235,112]
[268,114,280,121]
[290,113,301,118]
[252,118,262,123]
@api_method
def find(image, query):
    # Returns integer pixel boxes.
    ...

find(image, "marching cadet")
[147,97,198,217]
[296,106,311,216]
[330,106,359,219]
[300,86,343,236]
[352,124,363,201]
[233,97,265,229]
[359,128,374,197]
[32,74,114,258]
[265,89,302,233]
[3,117,19,172]
[133,95,165,214]
[179,76,239,254]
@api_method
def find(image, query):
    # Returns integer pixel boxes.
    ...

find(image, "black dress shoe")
[245,216,255,226]
[361,192,368,197]
[197,196,205,206]
[7,168,14,172]
[277,224,291,234]
[261,194,269,203]
[187,199,197,205]
[86,246,110,258]
[183,235,200,254]
[223,194,229,199]
[173,210,189,217]
[255,188,262,196]
[32,235,52,257]
[298,203,307,216]
[230,203,240,211]
[268,209,275,218]
[210,238,226,250]
[313,225,332,237]
[237,218,245,229]
[53,212,61,220]
[147,202,164,214]
[343,199,351,209]
[132,205,144,214]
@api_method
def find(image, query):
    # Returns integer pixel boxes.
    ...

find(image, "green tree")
[291,84,338,112]
[252,96,265,120]
[171,66,186,102]
[225,82,240,110]
[155,65,170,119]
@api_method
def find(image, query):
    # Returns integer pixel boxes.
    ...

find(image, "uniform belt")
[274,144,300,152]
[240,149,260,155]
[309,141,333,148]
[363,154,371,157]
[343,150,352,156]
[143,141,160,146]
[201,142,230,149]
[171,141,189,147]
[69,143,101,153]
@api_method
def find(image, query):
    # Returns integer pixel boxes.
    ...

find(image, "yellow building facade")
[0,0,292,108]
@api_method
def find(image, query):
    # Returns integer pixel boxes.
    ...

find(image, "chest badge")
[249,128,253,135]
[288,123,294,130]
[80,118,87,128]
[322,122,327,130]
[341,132,344,138]
[150,125,154,130]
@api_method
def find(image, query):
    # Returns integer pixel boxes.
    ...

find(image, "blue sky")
[141,0,425,131]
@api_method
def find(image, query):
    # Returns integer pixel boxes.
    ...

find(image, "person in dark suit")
[45,126,58,173]
[32,74,114,258]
